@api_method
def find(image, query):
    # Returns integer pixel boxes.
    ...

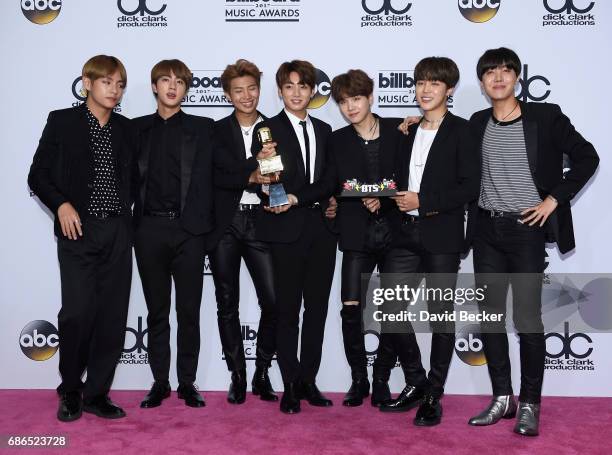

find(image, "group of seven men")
[28,47,599,437]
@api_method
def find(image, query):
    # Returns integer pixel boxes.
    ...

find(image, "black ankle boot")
[252,366,278,402]
[341,304,369,406]
[343,376,370,407]
[227,369,247,404]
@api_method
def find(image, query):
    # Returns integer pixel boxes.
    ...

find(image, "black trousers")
[57,216,132,401]
[473,211,546,404]
[383,220,460,398]
[272,209,337,384]
[209,208,276,372]
[341,250,399,380]
[134,216,205,385]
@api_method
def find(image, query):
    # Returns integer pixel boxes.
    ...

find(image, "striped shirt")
[478,117,541,212]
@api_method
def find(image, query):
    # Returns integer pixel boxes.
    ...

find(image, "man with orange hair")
[28,55,135,422]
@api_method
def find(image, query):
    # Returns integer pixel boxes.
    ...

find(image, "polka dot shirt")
[86,108,122,216]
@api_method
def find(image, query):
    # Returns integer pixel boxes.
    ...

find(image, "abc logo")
[454,324,487,366]
[19,320,59,361]
[361,0,412,15]
[21,0,61,25]
[307,68,331,110]
[543,0,594,14]
[458,0,500,23]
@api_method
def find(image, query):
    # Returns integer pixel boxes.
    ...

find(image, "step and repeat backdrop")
[1,0,610,396]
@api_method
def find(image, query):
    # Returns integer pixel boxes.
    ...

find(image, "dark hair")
[151,59,192,87]
[476,47,522,80]
[414,57,460,88]
[275,60,316,89]
[221,59,262,93]
[331,69,374,102]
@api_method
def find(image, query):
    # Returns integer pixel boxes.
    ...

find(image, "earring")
[79,88,87,98]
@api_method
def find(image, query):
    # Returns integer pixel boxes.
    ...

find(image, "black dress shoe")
[343,378,370,407]
[57,391,82,422]
[177,383,205,408]
[300,382,333,407]
[414,394,442,426]
[140,381,171,408]
[83,396,126,419]
[371,378,392,407]
[379,385,424,413]
[227,370,247,404]
[280,382,301,414]
[252,366,278,402]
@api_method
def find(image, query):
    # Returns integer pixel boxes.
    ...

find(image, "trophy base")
[269,183,289,208]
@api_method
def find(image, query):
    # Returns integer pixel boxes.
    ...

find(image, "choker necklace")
[239,115,261,136]
[422,111,447,126]
[493,102,519,126]
[355,117,379,144]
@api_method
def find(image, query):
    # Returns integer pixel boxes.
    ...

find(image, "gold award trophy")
[257,127,289,207]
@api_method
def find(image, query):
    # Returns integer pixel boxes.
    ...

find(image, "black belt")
[238,203,258,211]
[479,208,523,220]
[89,211,122,220]
[402,213,420,224]
[144,210,180,219]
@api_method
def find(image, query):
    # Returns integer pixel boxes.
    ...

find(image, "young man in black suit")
[466,47,599,436]
[251,60,337,414]
[133,59,216,409]
[293,69,411,408]
[383,57,480,426]
[28,55,135,421]
[207,59,279,404]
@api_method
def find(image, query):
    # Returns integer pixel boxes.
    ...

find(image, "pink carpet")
[0,391,609,454]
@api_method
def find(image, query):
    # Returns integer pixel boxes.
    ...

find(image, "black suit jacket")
[390,112,480,254]
[206,112,268,250]
[468,101,599,254]
[132,112,215,236]
[28,104,135,237]
[296,116,404,252]
[251,110,333,243]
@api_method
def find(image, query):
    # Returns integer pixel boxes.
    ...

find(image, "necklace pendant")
[245,131,249,136]
[364,140,369,145]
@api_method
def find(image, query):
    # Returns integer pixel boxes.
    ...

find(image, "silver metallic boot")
[513,402,540,436]
[468,395,517,426]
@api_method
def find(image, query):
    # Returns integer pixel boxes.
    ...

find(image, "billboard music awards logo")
[21,0,61,24]
[120,316,149,365]
[458,0,500,23]
[221,324,277,361]
[542,0,595,26]
[360,0,413,28]
[376,70,454,109]
[454,324,487,366]
[516,64,551,103]
[545,322,595,371]
[117,0,168,28]
[307,69,331,110]
[71,76,122,112]
[225,0,301,23]
[20,320,59,361]
[182,71,232,109]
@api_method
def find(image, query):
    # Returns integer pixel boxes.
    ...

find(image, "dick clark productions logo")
[117,0,168,28]
[360,0,413,28]
[542,0,595,26]
[21,0,61,24]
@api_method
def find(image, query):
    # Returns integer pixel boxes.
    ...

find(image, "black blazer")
[206,112,267,250]
[468,101,599,254]
[251,110,333,243]
[132,112,215,236]
[28,104,135,237]
[296,116,404,252]
[390,111,480,254]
